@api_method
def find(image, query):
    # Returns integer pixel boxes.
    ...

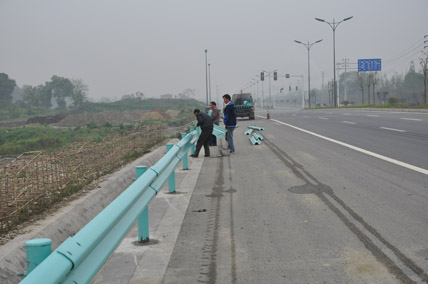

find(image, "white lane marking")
[319,117,328,120]
[380,127,406,133]
[401,118,423,121]
[366,115,379,117]
[342,121,356,124]
[258,115,428,176]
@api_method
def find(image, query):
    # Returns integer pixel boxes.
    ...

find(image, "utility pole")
[204,49,208,106]
[208,63,212,102]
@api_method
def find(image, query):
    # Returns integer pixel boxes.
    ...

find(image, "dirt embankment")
[2,109,179,128]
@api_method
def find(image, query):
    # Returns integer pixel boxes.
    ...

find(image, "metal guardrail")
[20,129,198,284]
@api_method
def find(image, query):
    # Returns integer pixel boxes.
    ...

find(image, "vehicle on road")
[232,93,255,120]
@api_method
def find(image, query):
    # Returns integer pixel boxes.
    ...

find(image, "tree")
[357,72,366,104]
[178,88,196,99]
[22,85,41,110]
[403,62,424,104]
[420,52,428,104]
[371,72,379,105]
[46,76,74,108]
[367,72,373,104]
[0,73,17,108]
[71,79,88,107]
[135,91,145,100]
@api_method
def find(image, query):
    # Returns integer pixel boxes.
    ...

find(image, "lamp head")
[315,18,325,22]
[294,40,302,44]
[343,16,353,21]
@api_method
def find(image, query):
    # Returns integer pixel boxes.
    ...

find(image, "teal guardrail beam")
[253,132,264,141]
[213,124,227,139]
[21,130,197,284]
[250,135,262,145]
[244,128,253,135]
[248,126,264,131]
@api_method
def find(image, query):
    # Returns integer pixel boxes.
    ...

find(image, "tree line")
[306,58,428,107]
[0,73,88,110]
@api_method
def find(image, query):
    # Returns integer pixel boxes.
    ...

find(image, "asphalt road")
[161,108,428,284]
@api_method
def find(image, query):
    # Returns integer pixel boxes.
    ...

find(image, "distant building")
[160,94,173,99]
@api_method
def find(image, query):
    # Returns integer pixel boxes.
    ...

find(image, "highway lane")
[162,112,428,284]
[263,108,428,170]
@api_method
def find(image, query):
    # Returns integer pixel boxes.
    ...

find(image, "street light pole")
[294,39,323,108]
[208,63,212,102]
[204,49,208,106]
[315,16,353,107]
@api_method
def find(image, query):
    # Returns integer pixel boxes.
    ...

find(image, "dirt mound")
[140,109,171,121]
[165,109,180,118]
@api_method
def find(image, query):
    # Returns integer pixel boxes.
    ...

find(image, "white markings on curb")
[342,121,356,124]
[267,117,428,176]
[366,114,379,117]
[380,127,406,133]
[401,118,423,121]
[319,117,328,120]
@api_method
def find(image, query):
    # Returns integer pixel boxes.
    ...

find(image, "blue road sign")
[358,58,381,72]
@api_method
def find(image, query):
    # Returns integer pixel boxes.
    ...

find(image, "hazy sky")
[1,0,427,103]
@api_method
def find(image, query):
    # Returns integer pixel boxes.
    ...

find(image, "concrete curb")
[0,139,179,284]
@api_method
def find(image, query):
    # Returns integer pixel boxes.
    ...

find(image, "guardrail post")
[136,166,150,242]
[24,238,52,276]
[190,126,195,155]
[181,133,189,170]
[166,144,176,193]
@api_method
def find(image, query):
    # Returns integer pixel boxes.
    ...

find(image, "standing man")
[191,108,213,158]
[222,94,237,154]
[209,101,220,146]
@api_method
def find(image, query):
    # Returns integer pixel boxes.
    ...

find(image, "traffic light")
[273,71,277,80]
[285,74,290,78]
[296,86,298,90]
[260,72,264,81]
[289,86,291,91]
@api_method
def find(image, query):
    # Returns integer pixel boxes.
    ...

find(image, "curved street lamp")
[294,39,323,108]
[315,16,353,107]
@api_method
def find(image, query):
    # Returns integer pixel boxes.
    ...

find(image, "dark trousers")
[194,127,213,157]
[208,134,217,146]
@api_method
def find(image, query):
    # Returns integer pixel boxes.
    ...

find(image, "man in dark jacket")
[222,94,237,153]
[191,108,213,158]
[208,101,220,146]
